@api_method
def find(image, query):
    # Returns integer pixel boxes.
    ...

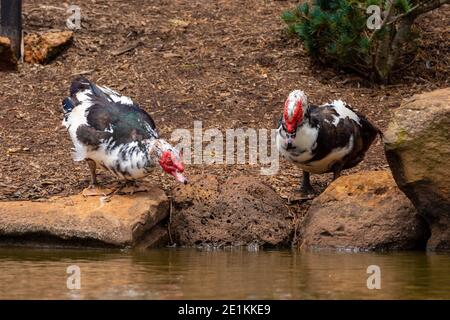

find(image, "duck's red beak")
[173,171,188,184]
[159,151,188,185]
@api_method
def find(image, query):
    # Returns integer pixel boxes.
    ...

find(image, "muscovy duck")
[62,76,187,196]
[276,90,380,197]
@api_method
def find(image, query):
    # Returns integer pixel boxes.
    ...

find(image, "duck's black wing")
[306,104,359,164]
[68,77,159,147]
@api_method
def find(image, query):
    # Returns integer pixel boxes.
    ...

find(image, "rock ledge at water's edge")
[0,188,169,248]
[0,170,439,251]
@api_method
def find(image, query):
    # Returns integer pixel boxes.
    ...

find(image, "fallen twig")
[70,69,95,77]
[111,41,142,56]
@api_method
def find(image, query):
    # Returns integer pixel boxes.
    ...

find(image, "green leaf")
[366,0,381,6]
[298,2,310,15]
[281,10,297,23]
[358,36,370,52]
[396,0,412,13]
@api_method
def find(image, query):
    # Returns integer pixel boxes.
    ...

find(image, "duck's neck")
[146,138,172,162]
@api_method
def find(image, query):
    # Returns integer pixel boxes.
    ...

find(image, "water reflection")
[0,247,448,299]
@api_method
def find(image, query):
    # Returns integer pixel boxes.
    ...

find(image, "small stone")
[24,31,74,64]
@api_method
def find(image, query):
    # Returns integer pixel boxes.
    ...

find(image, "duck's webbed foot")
[82,160,113,196]
[82,184,113,197]
[297,171,316,199]
[114,180,149,196]
[118,180,138,195]
[82,184,98,197]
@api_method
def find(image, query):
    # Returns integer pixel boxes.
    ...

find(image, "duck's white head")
[283,90,308,134]
[149,139,188,184]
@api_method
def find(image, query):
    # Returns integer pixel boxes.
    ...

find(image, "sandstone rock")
[135,225,169,250]
[24,31,73,64]
[0,36,18,70]
[0,188,168,248]
[171,175,293,247]
[384,88,450,251]
[300,171,429,251]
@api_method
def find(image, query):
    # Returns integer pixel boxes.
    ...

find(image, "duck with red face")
[276,90,380,198]
[282,90,307,150]
[159,149,188,185]
[62,76,188,196]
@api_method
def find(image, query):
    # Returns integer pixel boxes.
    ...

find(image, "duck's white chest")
[276,123,319,163]
[277,123,354,174]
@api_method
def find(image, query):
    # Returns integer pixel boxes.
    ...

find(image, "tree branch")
[386,0,449,27]
[407,0,450,19]
[368,0,395,44]
[386,4,420,25]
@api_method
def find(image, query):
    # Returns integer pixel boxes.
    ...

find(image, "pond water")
[0,247,449,299]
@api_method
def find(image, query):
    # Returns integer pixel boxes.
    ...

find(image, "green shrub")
[282,0,448,83]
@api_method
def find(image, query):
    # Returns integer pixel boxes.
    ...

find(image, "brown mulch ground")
[0,1,449,221]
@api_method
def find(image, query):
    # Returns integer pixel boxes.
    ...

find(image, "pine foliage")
[282,0,430,82]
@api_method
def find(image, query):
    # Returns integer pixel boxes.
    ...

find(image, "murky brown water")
[0,247,449,299]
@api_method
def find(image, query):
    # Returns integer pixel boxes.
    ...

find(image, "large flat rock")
[0,188,169,248]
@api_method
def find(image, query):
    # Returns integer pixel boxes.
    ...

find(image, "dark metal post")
[0,0,22,60]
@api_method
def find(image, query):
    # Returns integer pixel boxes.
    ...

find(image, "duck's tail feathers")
[70,75,110,103]
[69,76,93,96]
